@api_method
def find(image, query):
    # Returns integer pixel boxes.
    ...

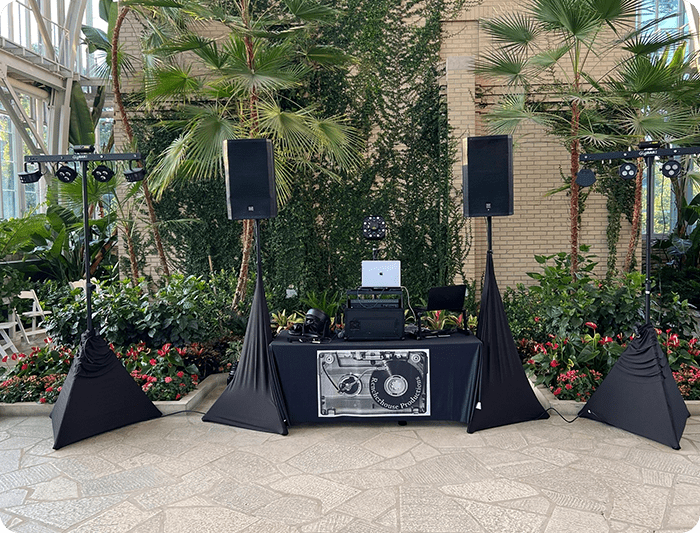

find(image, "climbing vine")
[263,0,470,309]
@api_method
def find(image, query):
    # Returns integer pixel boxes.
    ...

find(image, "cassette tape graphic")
[317,349,430,417]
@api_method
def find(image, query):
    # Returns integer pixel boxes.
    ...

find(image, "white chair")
[69,278,100,295]
[0,316,19,358]
[16,290,52,343]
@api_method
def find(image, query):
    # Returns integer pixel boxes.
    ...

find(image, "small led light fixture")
[303,308,331,339]
[123,160,145,182]
[661,159,682,178]
[18,162,42,184]
[618,162,638,180]
[575,168,596,187]
[56,164,78,183]
[92,164,114,183]
[362,216,386,240]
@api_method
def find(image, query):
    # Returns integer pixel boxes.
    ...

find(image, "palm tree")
[142,0,363,309]
[598,43,700,270]
[476,0,687,273]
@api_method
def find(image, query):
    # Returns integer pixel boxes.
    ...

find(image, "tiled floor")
[1,382,700,532]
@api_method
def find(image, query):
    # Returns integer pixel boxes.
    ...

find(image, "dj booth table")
[271,331,482,425]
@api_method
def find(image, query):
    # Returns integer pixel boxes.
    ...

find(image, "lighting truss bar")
[580,146,700,162]
[26,153,142,163]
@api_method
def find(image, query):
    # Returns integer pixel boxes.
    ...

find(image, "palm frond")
[529,44,571,70]
[484,93,556,134]
[282,0,338,23]
[144,64,201,103]
[481,12,539,50]
[476,49,529,85]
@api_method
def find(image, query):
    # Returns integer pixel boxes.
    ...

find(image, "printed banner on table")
[317,349,430,417]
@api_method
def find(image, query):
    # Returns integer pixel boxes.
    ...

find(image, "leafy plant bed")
[0,372,227,417]
[522,324,700,399]
[0,341,206,405]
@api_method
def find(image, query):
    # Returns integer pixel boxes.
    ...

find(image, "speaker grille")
[223,139,277,220]
[463,135,513,217]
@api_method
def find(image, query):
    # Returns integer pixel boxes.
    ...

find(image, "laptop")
[361,260,401,288]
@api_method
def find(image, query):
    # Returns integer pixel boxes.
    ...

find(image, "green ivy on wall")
[263,0,470,310]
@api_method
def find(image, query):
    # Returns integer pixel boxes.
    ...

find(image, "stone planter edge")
[0,372,227,417]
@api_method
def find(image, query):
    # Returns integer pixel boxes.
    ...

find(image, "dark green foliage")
[3,205,116,285]
[43,274,243,349]
[263,0,468,310]
[655,265,700,308]
[504,246,696,343]
[155,177,242,275]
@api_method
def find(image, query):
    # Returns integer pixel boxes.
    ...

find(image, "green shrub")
[45,274,242,349]
[504,246,696,343]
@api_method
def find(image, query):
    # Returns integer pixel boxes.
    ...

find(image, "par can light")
[618,162,638,180]
[56,165,78,183]
[661,159,682,178]
[575,168,596,188]
[92,164,115,183]
[362,216,386,240]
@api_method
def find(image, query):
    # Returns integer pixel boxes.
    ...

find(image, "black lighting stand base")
[50,330,162,449]
[203,220,289,435]
[467,217,549,432]
[579,323,689,449]
[27,149,162,449]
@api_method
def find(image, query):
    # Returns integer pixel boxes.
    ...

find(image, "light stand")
[24,147,159,449]
[579,142,700,325]
[26,147,143,335]
[577,142,696,449]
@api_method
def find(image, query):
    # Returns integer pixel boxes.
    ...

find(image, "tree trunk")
[232,219,254,310]
[231,0,260,311]
[624,160,644,271]
[570,101,581,274]
[112,6,170,278]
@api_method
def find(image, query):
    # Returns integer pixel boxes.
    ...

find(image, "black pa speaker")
[223,138,277,220]
[463,135,513,217]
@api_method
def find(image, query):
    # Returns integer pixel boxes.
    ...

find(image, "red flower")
[158,343,172,356]
[149,358,157,366]
[176,371,184,378]
[565,383,573,390]
[46,386,53,392]
[1,356,6,363]
[552,387,562,395]
[526,359,535,365]
[21,364,28,370]
[550,359,559,368]
[164,376,172,383]
[585,322,597,330]
[534,317,540,323]
[175,394,181,400]
[39,397,47,403]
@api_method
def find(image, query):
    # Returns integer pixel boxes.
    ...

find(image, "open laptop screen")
[361,260,401,288]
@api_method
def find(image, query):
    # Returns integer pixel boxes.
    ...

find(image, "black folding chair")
[414,285,467,339]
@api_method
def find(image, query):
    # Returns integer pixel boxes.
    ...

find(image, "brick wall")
[442,0,638,289]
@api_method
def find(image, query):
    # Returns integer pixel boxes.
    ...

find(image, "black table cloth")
[271,331,482,425]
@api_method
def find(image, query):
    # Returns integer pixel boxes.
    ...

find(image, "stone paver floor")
[1,384,700,532]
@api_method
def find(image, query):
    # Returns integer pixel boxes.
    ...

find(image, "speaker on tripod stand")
[463,135,513,218]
